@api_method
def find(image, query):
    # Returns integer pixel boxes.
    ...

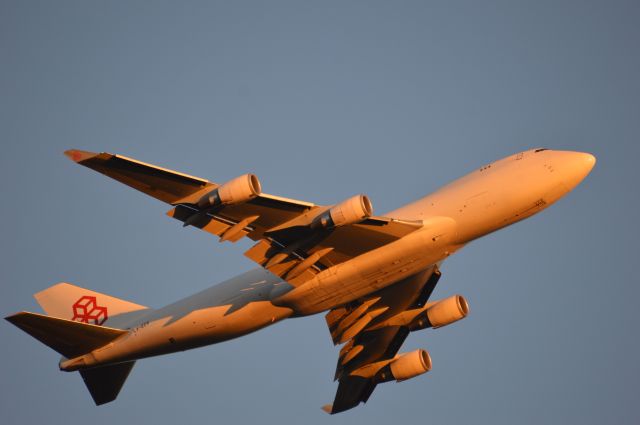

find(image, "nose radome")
[582,152,597,171]
[562,151,596,190]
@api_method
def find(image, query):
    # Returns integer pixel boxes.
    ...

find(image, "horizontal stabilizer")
[80,361,135,405]
[5,312,127,359]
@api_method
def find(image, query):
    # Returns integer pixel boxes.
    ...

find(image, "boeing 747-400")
[6,148,595,413]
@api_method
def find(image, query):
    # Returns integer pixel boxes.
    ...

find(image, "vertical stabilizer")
[34,282,148,327]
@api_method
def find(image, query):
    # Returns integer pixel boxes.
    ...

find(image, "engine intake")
[197,174,262,209]
[314,194,373,229]
[410,295,469,330]
[377,349,432,383]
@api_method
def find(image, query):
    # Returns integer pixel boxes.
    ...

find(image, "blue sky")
[1,1,639,424]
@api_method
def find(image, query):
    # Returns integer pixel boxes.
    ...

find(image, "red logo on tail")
[72,296,108,325]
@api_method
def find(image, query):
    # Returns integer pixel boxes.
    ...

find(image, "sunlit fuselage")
[274,148,595,313]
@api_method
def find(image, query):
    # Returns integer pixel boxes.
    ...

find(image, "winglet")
[321,404,334,414]
[64,149,98,163]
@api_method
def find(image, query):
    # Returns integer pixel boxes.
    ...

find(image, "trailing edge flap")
[5,312,127,359]
[80,361,135,405]
[243,218,424,286]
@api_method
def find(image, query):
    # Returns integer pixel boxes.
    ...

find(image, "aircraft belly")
[84,301,293,366]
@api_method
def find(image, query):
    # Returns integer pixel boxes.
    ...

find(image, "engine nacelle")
[383,349,432,382]
[197,174,262,209]
[314,194,373,229]
[422,295,469,329]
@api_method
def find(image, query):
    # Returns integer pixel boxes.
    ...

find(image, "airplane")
[6,148,595,413]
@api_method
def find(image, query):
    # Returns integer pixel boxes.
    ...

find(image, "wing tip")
[4,311,26,324]
[64,149,98,163]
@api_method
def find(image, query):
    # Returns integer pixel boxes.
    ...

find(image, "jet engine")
[410,295,469,330]
[197,174,262,209]
[377,349,432,383]
[314,194,373,229]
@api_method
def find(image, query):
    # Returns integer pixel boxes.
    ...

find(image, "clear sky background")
[1,1,638,424]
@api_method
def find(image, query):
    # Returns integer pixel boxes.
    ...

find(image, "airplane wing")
[66,150,423,286]
[322,266,441,414]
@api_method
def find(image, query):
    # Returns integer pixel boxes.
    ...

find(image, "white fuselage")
[63,149,595,370]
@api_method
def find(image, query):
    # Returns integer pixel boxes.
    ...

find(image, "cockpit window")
[534,148,549,153]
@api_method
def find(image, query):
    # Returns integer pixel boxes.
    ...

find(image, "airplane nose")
[562,151,596,190]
